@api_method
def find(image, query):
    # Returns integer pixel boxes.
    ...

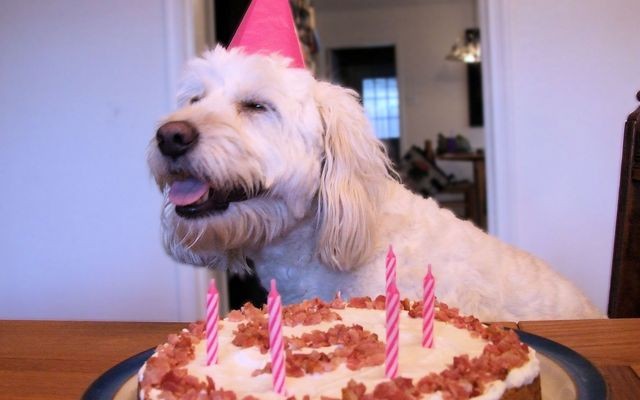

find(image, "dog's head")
[148,46,394,273]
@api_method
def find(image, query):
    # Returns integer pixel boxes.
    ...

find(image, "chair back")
[608,91,640,317]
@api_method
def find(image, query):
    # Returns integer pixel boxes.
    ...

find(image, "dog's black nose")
[156,121,199,158]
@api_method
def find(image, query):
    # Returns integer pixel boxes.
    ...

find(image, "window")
[362,77,400,139]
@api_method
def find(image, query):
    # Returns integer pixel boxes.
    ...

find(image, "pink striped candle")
[385,282,400,379]
[422,265,435,348]
[385,245,397,294]
[267,279,287,395]
[205,279,220,365]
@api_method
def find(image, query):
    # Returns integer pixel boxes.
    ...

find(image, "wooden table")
[1,319,638,399]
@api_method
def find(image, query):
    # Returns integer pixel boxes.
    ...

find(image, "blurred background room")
[2,0,639,322]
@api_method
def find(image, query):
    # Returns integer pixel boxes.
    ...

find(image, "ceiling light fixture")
[446,28,481,64]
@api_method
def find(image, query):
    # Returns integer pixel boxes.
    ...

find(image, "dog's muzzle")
[155,120,264,219]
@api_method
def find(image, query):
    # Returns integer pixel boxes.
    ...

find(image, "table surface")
[1,318,639,399]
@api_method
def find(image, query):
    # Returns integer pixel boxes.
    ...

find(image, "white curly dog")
[148,46,602,321]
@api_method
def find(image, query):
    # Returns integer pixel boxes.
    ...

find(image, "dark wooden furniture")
[436,152,487,230]
[438,180,477,224]
[609,91,640,318]
[1,319,638,399]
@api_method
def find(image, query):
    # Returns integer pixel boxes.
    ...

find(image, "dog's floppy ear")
[314,81,394,271]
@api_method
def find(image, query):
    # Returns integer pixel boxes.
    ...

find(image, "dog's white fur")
[148,46,603,321]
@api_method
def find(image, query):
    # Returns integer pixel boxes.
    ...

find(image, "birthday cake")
[137,296,541,400]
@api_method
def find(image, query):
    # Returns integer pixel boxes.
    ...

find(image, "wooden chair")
[608,91,640,318]
[435,152,486,230]
[424,140,486,230]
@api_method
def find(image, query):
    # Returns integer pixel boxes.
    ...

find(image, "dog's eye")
[240,100,268,112]
[189,96,202,105]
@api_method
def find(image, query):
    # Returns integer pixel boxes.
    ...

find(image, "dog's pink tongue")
[168,178,209,206]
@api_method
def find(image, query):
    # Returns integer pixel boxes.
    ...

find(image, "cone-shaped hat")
[229,0,305,69]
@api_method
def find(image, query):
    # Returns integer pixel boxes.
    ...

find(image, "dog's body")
[249,187,600,321]
[148,46,603,322]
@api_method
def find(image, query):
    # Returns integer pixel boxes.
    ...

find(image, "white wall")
[481,0,640,312]
[0,1,214,321]
[315,0,483,180]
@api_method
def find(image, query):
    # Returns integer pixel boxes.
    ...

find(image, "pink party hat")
[229,0,305,69]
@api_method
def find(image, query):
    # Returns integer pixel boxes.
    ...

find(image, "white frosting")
[142,308,539,399]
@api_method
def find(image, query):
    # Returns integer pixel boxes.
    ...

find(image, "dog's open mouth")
[168,177,260,219]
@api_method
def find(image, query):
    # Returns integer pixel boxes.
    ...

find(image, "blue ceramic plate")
[83,348,154,400]
[83,330,607,399]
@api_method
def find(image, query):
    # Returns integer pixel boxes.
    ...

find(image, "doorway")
[330,46,401,164]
